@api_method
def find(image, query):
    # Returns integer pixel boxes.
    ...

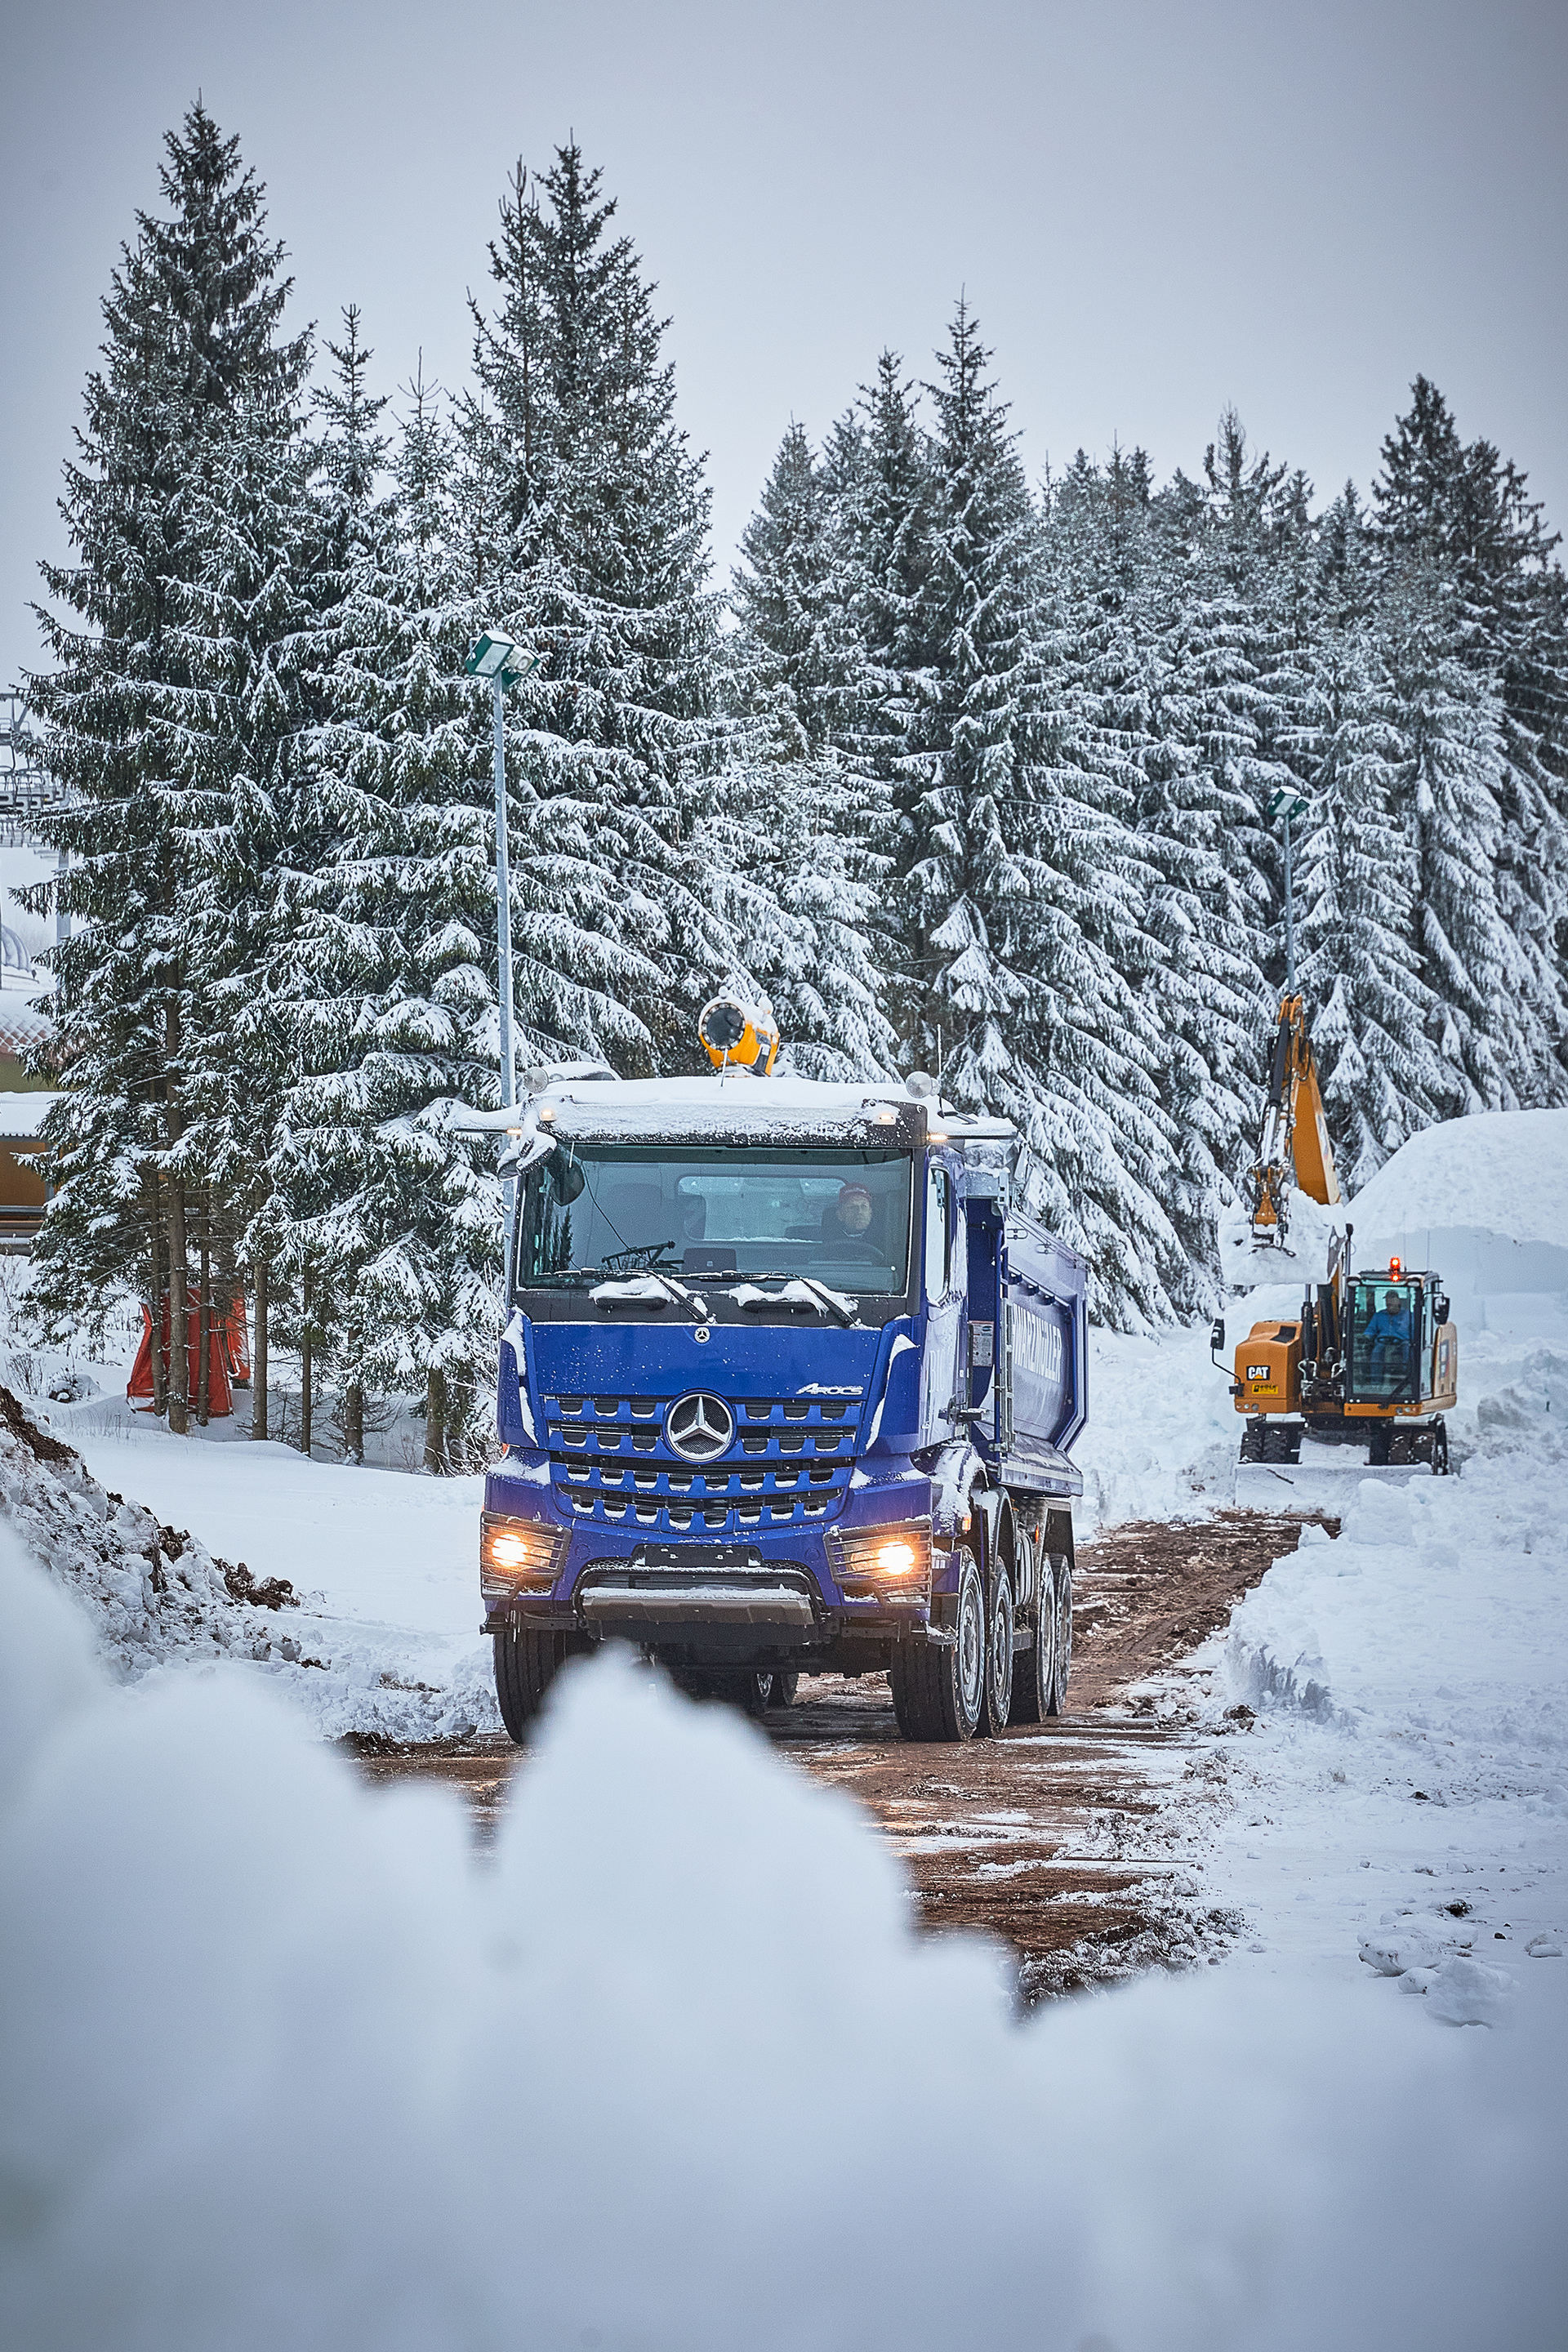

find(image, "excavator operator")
[1365,1288,1414,1382]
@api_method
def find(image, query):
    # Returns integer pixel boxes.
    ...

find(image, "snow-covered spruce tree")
[729,420,871,752]
[1373,380,1568,1102]
[272,344,505,1466]
[25,101,311,1433]
[1038,445,1258,1313]
[900,304,1183,1326]
[1147,413,1303,988]
[457,145,739,1077]
[719,420,895,1076]
[1290,493,1439,1184]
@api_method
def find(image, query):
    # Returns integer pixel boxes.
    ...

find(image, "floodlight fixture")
[465,631,516,680]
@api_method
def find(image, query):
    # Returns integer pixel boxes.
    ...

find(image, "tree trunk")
[300,1272,314,1459]
[167,1177,190,1436]
[252,1257,269,1439]
[424,1365,447,1475]
[196,1216,211,1427]
[147,1170,167,1417]
[344,1380,364,1465]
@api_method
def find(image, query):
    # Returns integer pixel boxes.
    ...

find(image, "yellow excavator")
[1214,994,1458,1475]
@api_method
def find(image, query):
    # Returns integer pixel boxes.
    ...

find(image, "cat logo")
[1246,1363,1272,1380]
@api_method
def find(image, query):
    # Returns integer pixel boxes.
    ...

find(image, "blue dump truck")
[476,1056,1087,1743]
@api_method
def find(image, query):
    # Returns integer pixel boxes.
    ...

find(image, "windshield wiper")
[722,1276,858,1327]
[590,1270,710,1321]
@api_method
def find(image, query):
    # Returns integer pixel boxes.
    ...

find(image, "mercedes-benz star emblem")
[665,1391,735,1463]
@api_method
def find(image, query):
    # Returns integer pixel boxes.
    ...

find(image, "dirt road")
[352,1510,1330,1997]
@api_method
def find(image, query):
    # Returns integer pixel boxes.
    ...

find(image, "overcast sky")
[4,0,1565,691]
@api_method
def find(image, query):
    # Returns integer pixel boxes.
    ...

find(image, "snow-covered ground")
[2,1107,1566,2341]
[2,1542,1565,2350]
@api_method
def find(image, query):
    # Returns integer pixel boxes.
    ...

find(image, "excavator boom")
[1247,994,1341,1243]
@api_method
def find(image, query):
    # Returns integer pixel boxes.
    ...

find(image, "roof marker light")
[1388,1255,1402,1277]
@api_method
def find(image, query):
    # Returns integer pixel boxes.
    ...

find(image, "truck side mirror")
[1435,1295,1450,1325]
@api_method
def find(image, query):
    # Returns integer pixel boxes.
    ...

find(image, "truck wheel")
[1046,1554,1073,1716]
[493,1621,580,1743]
[742,1671,776,1717]
[1009,1535,1057,1725]
[773,1672,800,1707]
[890,1548,984,1742]
[982,1558,1015,1736]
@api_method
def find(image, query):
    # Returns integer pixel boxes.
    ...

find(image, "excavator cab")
[1348,1278,1423,1404]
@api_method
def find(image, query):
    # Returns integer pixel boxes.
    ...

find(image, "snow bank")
[1348,1107,1568,1254]
[1348,1107,1568,1291]
[2,1541,1565,2351]
[0,1383,298,1674]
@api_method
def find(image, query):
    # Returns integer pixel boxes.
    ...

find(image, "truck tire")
[890,1548,984,1742]
[982,1557,1015,1736]
[1009,1534,1058,1725]
[1046,1553,1073,1717]
[774,1671,800,1707]
[493,1621,581,1743]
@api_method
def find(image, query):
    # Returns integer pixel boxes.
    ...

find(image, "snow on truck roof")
[455,1069,1017,1148]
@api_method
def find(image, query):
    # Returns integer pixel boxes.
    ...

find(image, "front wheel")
[889,1548,984,1742]
[493,1621,583,1743]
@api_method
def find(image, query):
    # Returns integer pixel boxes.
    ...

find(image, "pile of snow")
[0,1384,296,1673]
[1348,1107,1568,1293]
[1191,1433,1568,2028]
[2,1540,1565,2351]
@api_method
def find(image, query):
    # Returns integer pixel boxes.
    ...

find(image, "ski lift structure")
[0,691,63,1250]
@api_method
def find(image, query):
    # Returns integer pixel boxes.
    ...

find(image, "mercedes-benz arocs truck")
[474,1050,1088,1744]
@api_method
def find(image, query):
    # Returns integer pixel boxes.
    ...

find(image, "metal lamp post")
[1267,786,1310,994]
[464,632,541,1117]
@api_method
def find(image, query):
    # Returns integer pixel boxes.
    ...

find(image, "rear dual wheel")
[1009,1542,1072,1723]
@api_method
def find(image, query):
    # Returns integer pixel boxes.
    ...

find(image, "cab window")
[924,1163,951,1302]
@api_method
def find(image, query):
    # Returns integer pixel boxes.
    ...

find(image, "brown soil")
[353,1508,1334,1997]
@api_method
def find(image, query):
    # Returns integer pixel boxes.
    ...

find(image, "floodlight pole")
[492,675,514,1118]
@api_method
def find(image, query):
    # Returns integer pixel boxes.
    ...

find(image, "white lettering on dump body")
[1009,1307,1064,1388]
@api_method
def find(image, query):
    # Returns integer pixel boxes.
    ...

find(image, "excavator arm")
[1247,995,1341,1244]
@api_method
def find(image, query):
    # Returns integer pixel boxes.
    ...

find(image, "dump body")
[478,1075,1086,1707]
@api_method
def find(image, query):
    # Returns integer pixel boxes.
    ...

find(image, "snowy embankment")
[1123,1111,1568,2030]
[0,1387,500,1744]
[2,1540,1565,2351]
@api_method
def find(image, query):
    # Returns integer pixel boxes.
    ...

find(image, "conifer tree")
[902,305,1183,1325]
[458,145,737,1074]
[26,102,311,1432]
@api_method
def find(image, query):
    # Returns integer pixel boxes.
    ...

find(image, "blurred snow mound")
[4,1545,1565,2352]
[1224,1636,1337,1722]
[1474,1347,1568,1461]
[0,1383,291,1677]
[1349,1108,1568,1254]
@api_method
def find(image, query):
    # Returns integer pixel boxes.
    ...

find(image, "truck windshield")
[1350,1280,1421,1402]
[515,1143,912,1298]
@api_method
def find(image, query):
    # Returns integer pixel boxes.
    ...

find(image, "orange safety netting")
[127,1296,249,1418]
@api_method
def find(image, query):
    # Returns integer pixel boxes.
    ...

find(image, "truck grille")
[542,1392,862,1537]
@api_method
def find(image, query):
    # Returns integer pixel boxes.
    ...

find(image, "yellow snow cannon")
[698,994,780,1076]
[1246,993,1341,1248]
[1215,1224,1459,1499]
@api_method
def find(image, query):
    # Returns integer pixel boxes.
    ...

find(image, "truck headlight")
[480,1512,565,1601]
[832,1521,932,1602]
